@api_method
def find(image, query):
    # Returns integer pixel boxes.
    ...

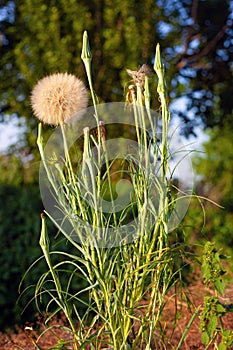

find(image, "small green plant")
[200,241,233,349]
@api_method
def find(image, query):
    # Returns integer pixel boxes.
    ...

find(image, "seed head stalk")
[126,81,152,339]
[154,43,170,251]
[81,31,117,225]
[136,84,149,169]
[131,88,141,146]
[144,75,158,169]
[132,44,171,349]
[154,43,170,183]
[37,123,57,195]
[39,214,79,349]
[147,43,171,338]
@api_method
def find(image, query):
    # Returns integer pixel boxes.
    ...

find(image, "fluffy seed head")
[31,73,88,125]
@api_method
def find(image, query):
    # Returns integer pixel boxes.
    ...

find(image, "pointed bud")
[39,213,50,249]
[154,43,163,73]
[83,127,90,160]
[81,31,92,62]
[154,43,166,95]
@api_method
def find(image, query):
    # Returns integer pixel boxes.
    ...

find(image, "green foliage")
[200,296,226,345]
[193,121,233,254]
[202,241,226,294]
[0,152,38,186]
[0,174,86,329]
[219,330,233,350]
[48,339,72,350]
[182,194,233,258]
[200,242,233,348]
[203,210,233,254]
[0,0,232,140]
[0,0,163,117]
[195,122,233,209]
[0,183,43,329]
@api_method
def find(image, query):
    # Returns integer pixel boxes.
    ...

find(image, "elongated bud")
[81,31,92,62]
[37,123,43,145]
[154,43,167,97]
[39,213,50,249]
[154,44,163,71]
[144,77,150,100]
[81,31,99,111]
[83,127,90,160]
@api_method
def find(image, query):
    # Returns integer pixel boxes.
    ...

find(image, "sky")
[0,117,26,152]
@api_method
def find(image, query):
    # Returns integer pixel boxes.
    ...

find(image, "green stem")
[37,123,57,194]
[81,31,98,118]
[39,214,79,349]
[154,43,170,182]
[176,305,201,350]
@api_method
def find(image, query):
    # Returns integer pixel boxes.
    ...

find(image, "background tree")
[0,0,232,140]
[191,118,233,251]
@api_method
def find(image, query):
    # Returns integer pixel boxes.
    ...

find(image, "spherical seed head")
[31,73,88,126]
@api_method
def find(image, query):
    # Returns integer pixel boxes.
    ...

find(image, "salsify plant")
[20,31,199,350]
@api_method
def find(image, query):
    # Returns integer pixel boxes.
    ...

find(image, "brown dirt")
[0,275,232,350]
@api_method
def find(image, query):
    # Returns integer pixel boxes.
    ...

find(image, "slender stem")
[81,31,99,118]
[136,84,148,161]
[39,214,79,349]
[154,43,170,183]
[37,123,57,194]
[176,305,201,350]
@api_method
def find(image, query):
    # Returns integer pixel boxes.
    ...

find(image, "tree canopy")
[195,121,233,209]
[0,0,232,140]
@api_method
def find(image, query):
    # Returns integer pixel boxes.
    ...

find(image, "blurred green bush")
[0,182,87,330]
[0,183,44,329]
[0,150,87,329]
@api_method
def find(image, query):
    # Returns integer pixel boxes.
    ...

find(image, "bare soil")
[0,274,232,350]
